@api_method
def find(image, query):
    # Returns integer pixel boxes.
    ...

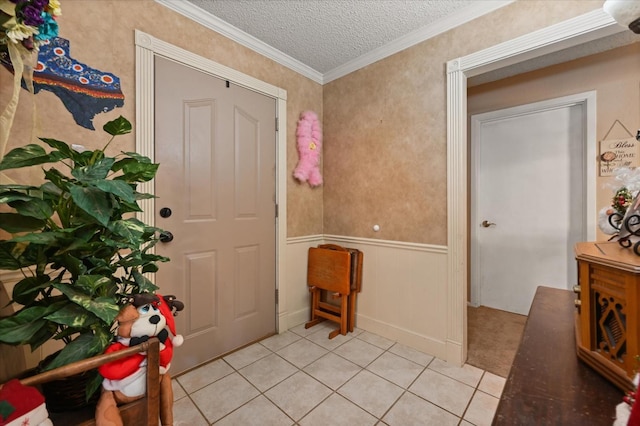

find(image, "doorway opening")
[445,8,626,366]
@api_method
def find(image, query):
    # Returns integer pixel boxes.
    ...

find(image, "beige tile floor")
[171,321,505,425]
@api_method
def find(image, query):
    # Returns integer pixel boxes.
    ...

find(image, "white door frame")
[445,8,625,365]
[134,30,288,331]
[470,91,596,308]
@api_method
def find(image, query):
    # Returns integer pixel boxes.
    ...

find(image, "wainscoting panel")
[281,235,325,331]
[284,235,448,359]
[4,234,448,369]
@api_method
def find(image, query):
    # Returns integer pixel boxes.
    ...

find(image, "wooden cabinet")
[574,241,640,392]
[494,287,622,425]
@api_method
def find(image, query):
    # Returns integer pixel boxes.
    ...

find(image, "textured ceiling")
[182,0,508,76]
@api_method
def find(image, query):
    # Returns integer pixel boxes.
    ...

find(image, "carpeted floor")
[467,305,527,378]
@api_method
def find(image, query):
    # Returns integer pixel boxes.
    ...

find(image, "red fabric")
[159,339,173,369]
[158,294,176,336]
[156,294,175,370]
[630,388,640,426]
[98,342,146,380]
[99,294,177,383]
[0,379,45,424]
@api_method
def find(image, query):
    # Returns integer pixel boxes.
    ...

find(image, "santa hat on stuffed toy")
[158,294,184,347]
[0,379,52,426]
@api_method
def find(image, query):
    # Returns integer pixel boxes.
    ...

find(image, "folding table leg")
[305,286,325,329]
[348,293,357,332]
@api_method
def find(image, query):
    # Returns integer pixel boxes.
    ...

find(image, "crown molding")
[455,8,622,78]
[156,0,515,85]
[155,0,324,84]
[323,0,516,83]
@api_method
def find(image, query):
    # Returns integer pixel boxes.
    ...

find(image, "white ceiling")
[157,0,515,83]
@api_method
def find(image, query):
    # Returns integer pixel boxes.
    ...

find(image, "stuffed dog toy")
[95,293,184,426]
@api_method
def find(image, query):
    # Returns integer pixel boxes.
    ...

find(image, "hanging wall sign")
[600,137,639,176]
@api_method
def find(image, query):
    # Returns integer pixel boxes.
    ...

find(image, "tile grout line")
[175,325,503,425]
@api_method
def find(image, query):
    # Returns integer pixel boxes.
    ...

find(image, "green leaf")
[54,326,83,341]
[86,370,103,402]
[0,306,49,344]
[10,198,54,220]
[12,275,51,305]
[134,192,155,200]
[122,152,152,163]
[118,200,143,213]
[103,116,132,136]
[71,157,115,181]
[0,144,63,171]
[0,213,45,232]
[86,150,104,165]
[39,138,78,161]
[142,263,159,274]
[119,252,168,268]
[0,189,35,204]
[10,231,66,245]
[28,322,57,351]
[75,275,114,296]
[0,242,25,270]
[116,162,159,183]
[93,179,136,203]
[43,168,70,193]
[69,184,112,226]
[44,331,111,370]
[110,157,135,173]
[98,237,129,251]
[54,253,87,277]
[132,270,158,293]
[108,218,146,243]
[53,282,120,324]
[44,302,99,328]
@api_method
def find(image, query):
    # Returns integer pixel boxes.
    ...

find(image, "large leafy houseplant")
[0,116,168,372]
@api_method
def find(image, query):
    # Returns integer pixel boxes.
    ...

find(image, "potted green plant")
[0,116,168,376]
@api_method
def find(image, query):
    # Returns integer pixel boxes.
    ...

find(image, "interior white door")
[471,100,586,315]
[154,56,277,373]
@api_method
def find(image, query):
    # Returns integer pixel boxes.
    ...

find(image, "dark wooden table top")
[493,286,624,426]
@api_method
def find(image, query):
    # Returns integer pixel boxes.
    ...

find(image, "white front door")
[154,56,277,373]
[471,94,594,315]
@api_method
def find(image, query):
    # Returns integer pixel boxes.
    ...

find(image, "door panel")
[154,56,276,373]
[471,102,585,315]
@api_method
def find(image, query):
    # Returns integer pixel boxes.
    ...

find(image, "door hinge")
[275,288,279,304]
[275,203,279,218]
[275,117,279,132]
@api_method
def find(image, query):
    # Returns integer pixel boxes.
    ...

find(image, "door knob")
[159,231,174,243]
[481,220,496,228]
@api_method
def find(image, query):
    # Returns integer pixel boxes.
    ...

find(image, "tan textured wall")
[0,0,323,237]
[2,1,607,244]
[323,0,602,245]
[468,43,640,242]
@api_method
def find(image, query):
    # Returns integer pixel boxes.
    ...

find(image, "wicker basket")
[37,354,100,413]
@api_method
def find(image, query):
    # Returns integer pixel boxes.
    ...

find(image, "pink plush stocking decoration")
[293,111,323,186]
